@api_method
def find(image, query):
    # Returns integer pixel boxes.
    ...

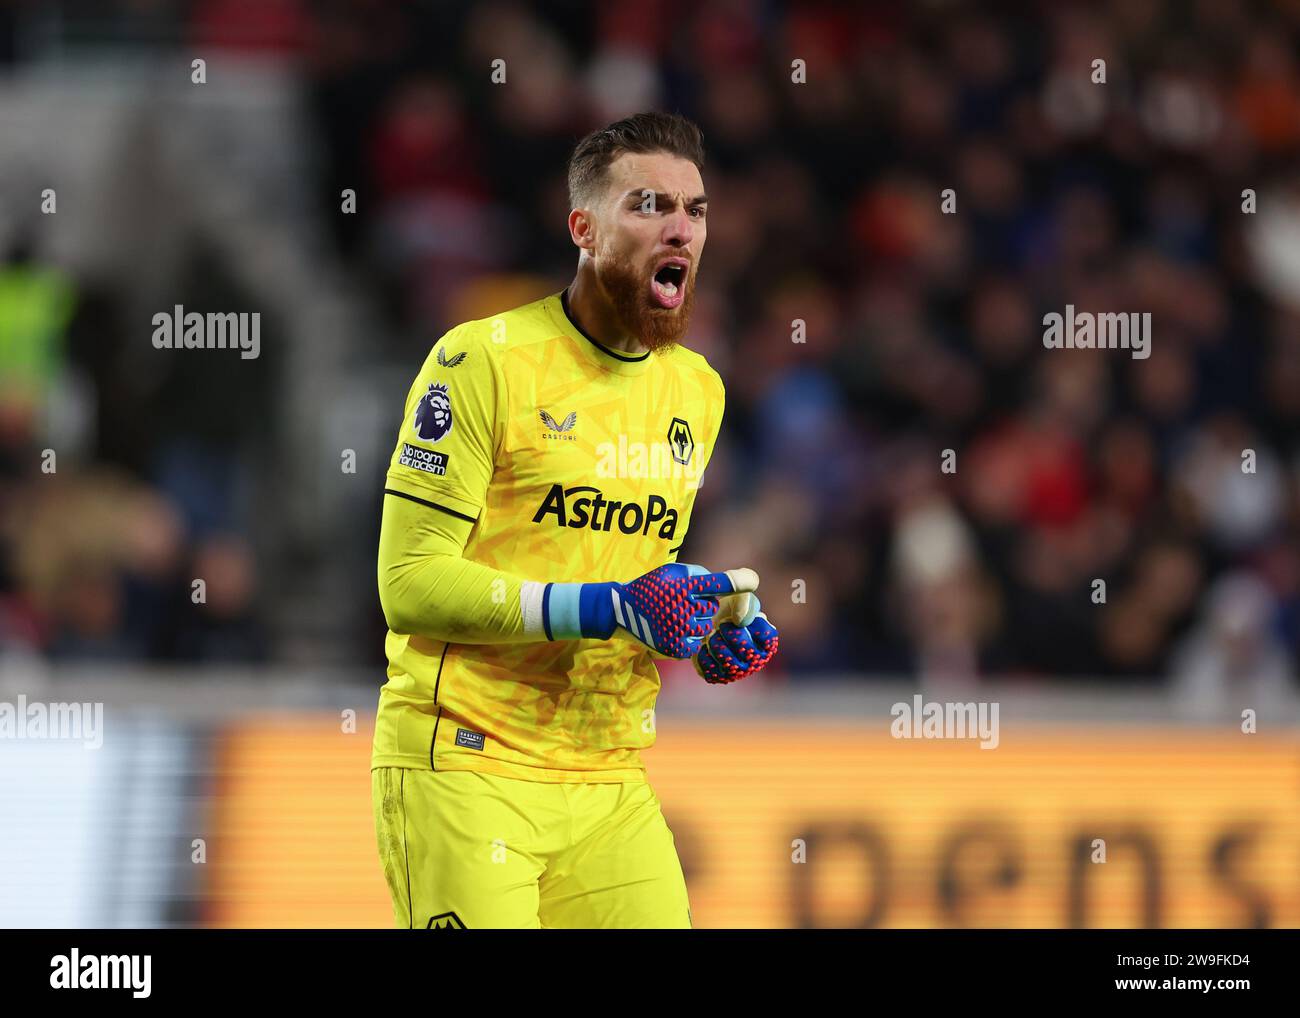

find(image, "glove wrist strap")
[542,582,615,641]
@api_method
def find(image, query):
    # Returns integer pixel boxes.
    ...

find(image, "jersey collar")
[551,287,653,376]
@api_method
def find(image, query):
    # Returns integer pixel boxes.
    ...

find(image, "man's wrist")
[533,581,614,640]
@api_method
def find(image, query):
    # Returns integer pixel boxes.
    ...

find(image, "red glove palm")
[693,590,779,684]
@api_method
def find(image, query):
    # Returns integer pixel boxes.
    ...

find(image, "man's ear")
[568,207,597,251]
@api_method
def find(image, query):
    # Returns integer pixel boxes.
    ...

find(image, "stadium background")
[1,1,1299,928]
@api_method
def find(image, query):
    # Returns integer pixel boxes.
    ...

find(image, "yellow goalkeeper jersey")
[371,289,724,782]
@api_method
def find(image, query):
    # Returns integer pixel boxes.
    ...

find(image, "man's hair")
[567,112,705,211]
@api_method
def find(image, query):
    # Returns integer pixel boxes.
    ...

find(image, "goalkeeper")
[372,111,778,930]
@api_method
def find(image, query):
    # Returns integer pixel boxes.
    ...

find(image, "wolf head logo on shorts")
[414,382,452,442]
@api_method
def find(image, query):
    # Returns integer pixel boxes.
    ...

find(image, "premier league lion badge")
[414,382,453,442]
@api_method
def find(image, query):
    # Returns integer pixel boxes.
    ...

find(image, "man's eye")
[689,207,705,218]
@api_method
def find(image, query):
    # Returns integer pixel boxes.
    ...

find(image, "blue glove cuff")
[543,582,615,640]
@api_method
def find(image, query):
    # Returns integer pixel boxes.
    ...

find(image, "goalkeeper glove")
[542,563,758,659]
[694,588,779,683]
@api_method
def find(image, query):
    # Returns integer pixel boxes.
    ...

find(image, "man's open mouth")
[650,258,689,308]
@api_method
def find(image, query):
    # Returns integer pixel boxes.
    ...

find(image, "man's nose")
[662,208,695,247]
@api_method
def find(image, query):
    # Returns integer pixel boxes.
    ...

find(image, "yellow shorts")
[372,767,692,929]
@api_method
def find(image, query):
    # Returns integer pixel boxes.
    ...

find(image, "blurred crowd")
[0,237,271,667]
[2,2,1299,698]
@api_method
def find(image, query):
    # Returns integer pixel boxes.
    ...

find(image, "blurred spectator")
[1171,572,1296,721]
[0,234,75,436]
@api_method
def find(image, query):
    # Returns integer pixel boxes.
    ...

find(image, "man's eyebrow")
[622,191,709,206]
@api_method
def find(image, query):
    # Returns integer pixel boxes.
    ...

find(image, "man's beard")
[596,249,696,353]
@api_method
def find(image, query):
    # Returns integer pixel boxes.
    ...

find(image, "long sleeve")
[377,490,539,643]
[377,320,541,644]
